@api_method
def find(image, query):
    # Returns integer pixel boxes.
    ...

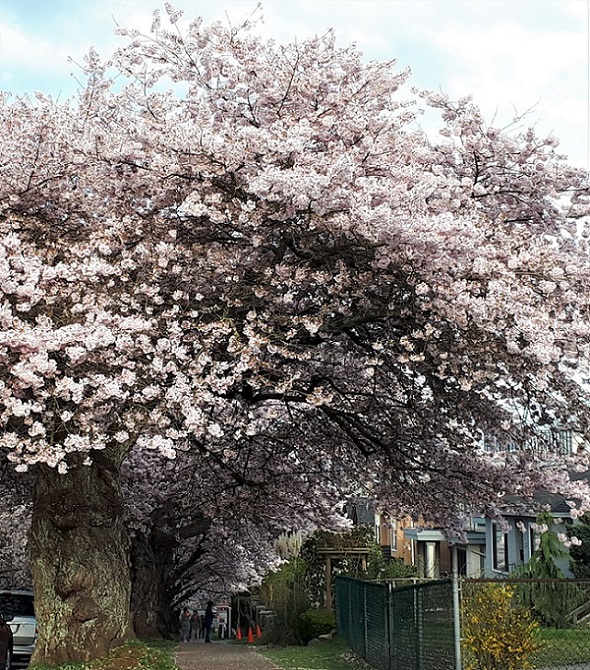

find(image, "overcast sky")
[0,0,588,168]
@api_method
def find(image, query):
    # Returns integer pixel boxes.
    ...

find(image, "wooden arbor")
[315,546,372,609]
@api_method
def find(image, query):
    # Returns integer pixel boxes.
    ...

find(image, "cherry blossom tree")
[0,439,352,640]
[1,3,590,663]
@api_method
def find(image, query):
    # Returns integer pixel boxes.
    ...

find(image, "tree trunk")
[130,531,173,638]
[28,452,132,664]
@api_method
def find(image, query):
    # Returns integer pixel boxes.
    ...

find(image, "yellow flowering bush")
[462,582,540,670]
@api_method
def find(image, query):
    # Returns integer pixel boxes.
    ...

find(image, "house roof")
[345,500,375,525]
[502,490,573,517]
[404,527,486,544]
[499,469,590,518]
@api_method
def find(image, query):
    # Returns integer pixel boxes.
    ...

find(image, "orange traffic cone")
[256,624,262,638]
[247,626,254,643]
[236,627,242,640]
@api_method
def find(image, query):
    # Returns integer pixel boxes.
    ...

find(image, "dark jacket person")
[204,601,215,643]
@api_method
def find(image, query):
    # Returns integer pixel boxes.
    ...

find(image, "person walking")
[190,609,202,641]
[204,601,215,643]
[180,607,191,643]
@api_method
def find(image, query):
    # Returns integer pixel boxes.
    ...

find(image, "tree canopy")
[1,4,589,662]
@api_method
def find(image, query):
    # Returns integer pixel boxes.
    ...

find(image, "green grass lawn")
[260,629,590,670]
[535,627,590,667]
[259,637,372,670]
[28,628,590,670]
[29,638,178,670]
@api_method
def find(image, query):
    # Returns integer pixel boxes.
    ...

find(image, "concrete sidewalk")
[174,640,280,670]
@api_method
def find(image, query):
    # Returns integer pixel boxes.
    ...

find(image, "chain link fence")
[335,575,590,670]
[463,579,590,670]
[335,575,456,670]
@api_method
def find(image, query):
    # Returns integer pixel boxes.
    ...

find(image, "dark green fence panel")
[418,581,455,669]
[336,576,390,670]
[390,580,454,670]
[364,580,391,669]
[390,582,419,670]
[337,575,590,670]
[335,576,454,670]
[336,575,366,658]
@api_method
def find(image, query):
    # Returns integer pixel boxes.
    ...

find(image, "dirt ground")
[174,640,280,670]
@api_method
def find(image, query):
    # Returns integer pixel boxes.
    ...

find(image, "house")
[398,489,578,579]
[404,517,486,578]
[485,490,576,578]
[375,512,415,567]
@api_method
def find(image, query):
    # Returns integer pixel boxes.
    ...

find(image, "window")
[492,525,508,571]
[529,526,538,557]
[378,516,397,554]
[553,430,573,455]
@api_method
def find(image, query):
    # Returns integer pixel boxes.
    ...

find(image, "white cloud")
[432,21,585,90]
[562,0,589,20]
[424,11,588,167]
[0,21,71,75]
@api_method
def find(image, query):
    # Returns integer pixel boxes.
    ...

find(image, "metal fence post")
[363,580,368,661]
[414,585,423,670]
[388,582,395,670]
[451,546,462,670]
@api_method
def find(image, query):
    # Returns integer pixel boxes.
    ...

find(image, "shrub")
[254,556,311,644]
[360,545,416,581]
[297,608,337,644]
[462,582,540,670]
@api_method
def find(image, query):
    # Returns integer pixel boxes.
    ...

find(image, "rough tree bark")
[130,531,173,639]
[28,452,132,664]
